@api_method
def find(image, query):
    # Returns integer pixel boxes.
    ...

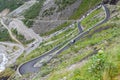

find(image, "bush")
[88,53,106,74]
[0,29,11,41]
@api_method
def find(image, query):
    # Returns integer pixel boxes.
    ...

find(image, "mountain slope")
[0,0,24,12]
[33,1,120,80]
[0,0,120,80]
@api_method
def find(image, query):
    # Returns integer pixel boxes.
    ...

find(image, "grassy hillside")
[33,2,120,80]
[23,0,44,28]
[0,27,11,41]
[6,0,120,80]
[0,0,24,12]
[69,0,102,19]
[16,7,104,64]
[40,22,120,80]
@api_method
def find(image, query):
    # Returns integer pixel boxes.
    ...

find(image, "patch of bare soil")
[0,9,10,17]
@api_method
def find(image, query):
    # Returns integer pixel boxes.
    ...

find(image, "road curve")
[18,4,110,75]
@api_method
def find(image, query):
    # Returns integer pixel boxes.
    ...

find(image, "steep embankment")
[33,1,120,80]
[32,0,82,34]
[31,0,101,35]
[18,3,109,76]
[8,0,103,79]
[0,0,24,12]
[3,0,120,80]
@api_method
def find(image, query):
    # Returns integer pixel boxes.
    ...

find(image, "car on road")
[31,44,34,47]
[71,39,75,43]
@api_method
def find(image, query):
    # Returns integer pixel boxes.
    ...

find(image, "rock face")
[103,0,119,5]
[32,0,82,34]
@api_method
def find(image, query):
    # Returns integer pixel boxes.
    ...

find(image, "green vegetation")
[81,7,104,30]
[34,21,120,79]
[47,35,120,80]
[40,22,71,36]
[42,7,55,17]
[23,0,44,28]
[8,24,78,80]
[0,28,11,41]
[8,1,120,80]
[16,24,78,64]
[55,0,77,11]
[0,0,24,12]
[11,28,34,44]
[0,68,15,80]
[69,0,102,19]
[40,0,102,36]
[12,28,25,40]
[47,25,78,41]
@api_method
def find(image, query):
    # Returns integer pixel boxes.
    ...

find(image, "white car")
[71,40,75,43]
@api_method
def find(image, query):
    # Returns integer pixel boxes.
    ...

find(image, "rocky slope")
[32,0,82,34]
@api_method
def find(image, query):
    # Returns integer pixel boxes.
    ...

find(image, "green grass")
[40,22,71,36]
[16,23,79,64]
[11,28,35,44]
[23,0,44,28]
[34,21,120,79]
[69,0,102,19]
[1,1,119,80]
[45,23,78,42]
[40,0,102,36]
[47,37,120,80]
[81,7,104,30]
[0,0,24,12]
[0,28,11,41]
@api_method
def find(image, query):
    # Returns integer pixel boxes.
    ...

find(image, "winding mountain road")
[18,4,110,75]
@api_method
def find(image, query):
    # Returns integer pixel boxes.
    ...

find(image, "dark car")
[31,44,34,47]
